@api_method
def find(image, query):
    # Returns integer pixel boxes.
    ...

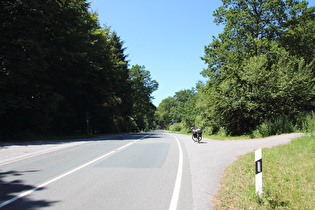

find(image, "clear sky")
[89,0,224,107]
[89,0,315,107]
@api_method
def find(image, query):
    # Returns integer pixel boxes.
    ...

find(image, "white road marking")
[0,141,90,166]
[0,134,151,208]
[0,135,128,166]
[169,134,184,210]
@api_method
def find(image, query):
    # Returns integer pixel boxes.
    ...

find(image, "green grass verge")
[213,135,315,209]
[204,134,252,140]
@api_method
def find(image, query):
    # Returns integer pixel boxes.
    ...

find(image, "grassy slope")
[213,135,315,209]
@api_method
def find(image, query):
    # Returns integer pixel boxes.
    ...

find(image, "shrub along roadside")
[169,112,315,140]
[252,113,315,138]
[213,136,315,209]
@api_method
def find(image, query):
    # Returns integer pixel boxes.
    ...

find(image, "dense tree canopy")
[156,0,315,136]
[155,88,198,129]
[2,0,314,138]
[199,0,315,135]
[0,0,158,139]
[129,65,158,131]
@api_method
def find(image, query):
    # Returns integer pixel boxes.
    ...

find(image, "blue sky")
[89,0,315,107]
[89,0,224,106]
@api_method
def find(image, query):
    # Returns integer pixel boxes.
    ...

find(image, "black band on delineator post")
[255,159,262,174]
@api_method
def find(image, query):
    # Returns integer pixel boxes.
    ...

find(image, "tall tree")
[0,0,63,136]
[155,97,177,129]
[107,32,132,132]
[155,88,199,129]
[200,0,315,135]
[1,0,158,138]
[280,3,315,64]
[129,65,158,131]
[173,89,198,127]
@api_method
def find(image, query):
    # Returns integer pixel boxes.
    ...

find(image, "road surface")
[0,131,302,209]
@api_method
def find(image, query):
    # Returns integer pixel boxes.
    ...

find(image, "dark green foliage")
[0,0,158,139]
[129,65,158,131]
[198,0,315,135]
[155,97,177,129]
[156,0,315,136]
[155,88,198,130]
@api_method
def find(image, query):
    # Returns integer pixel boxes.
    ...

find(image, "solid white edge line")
[0,142,90,166]
[0,134,152,209]
[0,150,115,209]
[169,134,184,210]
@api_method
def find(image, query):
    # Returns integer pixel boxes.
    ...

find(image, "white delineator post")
[255,148,263,198]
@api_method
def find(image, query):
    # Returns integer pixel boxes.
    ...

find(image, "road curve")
[0,131,303,209]
[0,132,192,209]
[175,132,303,209]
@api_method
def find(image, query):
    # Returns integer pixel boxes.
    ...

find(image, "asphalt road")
[0,131,303,209]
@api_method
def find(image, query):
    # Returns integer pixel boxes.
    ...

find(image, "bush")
[253,113,315,137]
[180,127,191,134]
[253,116,295,137]
[217,127,227,137]
[169,123,184,132]
[253,122,270,137]
[302,112,315,133]
[203,126,214,136]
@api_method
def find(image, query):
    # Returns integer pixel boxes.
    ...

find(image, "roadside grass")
[203,134,252,140]
[213,135,315,209]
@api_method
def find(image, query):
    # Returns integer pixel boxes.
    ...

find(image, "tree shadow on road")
[0,132,162,147]
[0,170,58,209]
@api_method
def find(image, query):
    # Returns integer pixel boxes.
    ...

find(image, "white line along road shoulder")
[0,134,151,208]
[169,134,184,210]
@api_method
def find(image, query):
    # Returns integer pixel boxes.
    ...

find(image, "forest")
[155,0,315,137]
[1,0,315,140]
[1,0,158,139]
